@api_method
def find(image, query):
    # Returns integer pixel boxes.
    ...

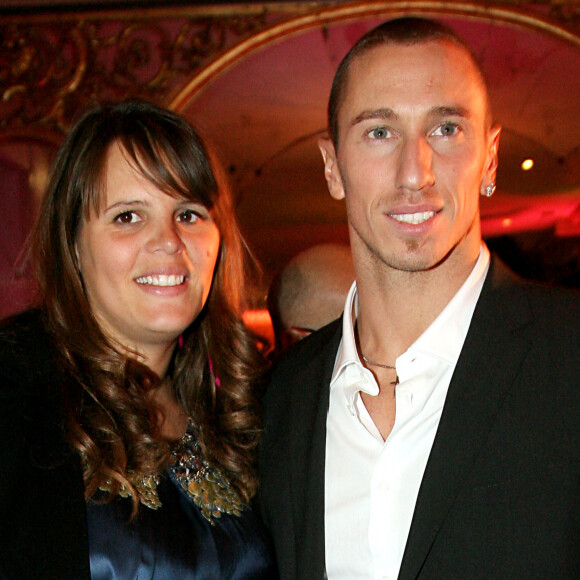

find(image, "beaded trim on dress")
[99,427,244,525]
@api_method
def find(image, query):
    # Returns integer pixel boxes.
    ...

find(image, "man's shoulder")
[484,262,580,360]
[487,257,579,321]
[523,279,579,311]
[525,282,579,350]
[506,274,578,331]
[262,318,342,414]
[270,318,342,379]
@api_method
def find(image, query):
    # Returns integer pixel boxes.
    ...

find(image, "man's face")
[320,40,500,275]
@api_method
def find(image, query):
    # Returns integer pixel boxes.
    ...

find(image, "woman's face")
[76,142,220,360]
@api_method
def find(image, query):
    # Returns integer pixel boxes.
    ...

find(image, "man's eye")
[433,123,460,137]
[114,211,139,224]
[368,126,390,140]
[177,209,200,224]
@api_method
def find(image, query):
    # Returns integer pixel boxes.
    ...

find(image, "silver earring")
[484,182,496,197]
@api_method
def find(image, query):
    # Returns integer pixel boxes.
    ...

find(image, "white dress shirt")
[325,245,490,580]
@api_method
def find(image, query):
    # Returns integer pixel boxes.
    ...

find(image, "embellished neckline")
[100,424,244,524]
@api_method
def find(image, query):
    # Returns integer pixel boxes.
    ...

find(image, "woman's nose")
[146,219,183,254]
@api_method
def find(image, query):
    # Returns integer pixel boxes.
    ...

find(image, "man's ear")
[481,124,501,195]
[318,136,345,201]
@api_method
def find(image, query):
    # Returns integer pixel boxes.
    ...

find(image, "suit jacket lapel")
[290,321,342,578]
[399,259,534,580]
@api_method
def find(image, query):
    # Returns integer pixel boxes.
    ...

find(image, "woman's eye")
[433,122,460,137]
[368,126,391,140]
[177,209,200,224]
[114,211,140,224]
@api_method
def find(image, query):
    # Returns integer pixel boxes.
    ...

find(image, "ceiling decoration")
[0,1,578,292]
[1,2,579,135]
[0,5,273,136]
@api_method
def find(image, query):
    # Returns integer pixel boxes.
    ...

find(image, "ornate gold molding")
[1,1,579,137]
[172,0,580,109]
[0,9,270,135]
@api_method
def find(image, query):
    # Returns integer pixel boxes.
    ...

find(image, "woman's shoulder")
[0,309,57,394]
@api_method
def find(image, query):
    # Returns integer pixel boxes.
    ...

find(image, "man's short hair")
[327,16,493,146]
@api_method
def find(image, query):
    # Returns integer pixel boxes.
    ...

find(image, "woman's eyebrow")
[103,199,148,213]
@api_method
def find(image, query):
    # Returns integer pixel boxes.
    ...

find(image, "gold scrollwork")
[2,2,577,138]
[0,12,267,136]
[0,21,88,132]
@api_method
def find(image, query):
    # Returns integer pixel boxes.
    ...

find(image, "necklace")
[355,323,400,385]
[360,353,395,370]
[99,423,244,524]
[169,431,243,523]
[360,353,399,386]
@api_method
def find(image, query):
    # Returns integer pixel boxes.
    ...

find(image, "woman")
[0,101,277,578]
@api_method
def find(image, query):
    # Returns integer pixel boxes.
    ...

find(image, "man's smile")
[389,210,436,225]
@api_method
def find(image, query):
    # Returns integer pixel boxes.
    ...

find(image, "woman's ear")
[318,136,345,201]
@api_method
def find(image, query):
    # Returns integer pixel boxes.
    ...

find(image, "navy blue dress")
[87,433,277,579]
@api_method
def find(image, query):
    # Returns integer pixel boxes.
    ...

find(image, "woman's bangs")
[127,135,217,210]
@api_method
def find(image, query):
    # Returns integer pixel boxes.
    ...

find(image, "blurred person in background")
[267,243,354,355]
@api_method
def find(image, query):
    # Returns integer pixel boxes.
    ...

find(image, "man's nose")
[395,135,435,192]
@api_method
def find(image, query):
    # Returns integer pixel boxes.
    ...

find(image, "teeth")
[136,275,185,287]
[390,211,435,225]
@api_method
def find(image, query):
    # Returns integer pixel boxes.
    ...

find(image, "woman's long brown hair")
[32,100,264,514]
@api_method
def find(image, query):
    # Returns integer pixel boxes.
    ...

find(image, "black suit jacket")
[0,311,90,579]
[259,258,580,579]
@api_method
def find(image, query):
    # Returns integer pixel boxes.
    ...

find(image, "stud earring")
[483,182,496,197]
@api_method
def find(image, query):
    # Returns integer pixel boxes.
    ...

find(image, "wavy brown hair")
[32,100,264,514]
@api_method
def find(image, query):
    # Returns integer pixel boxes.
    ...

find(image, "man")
[259,17,579,579]
[268,243,354,354]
